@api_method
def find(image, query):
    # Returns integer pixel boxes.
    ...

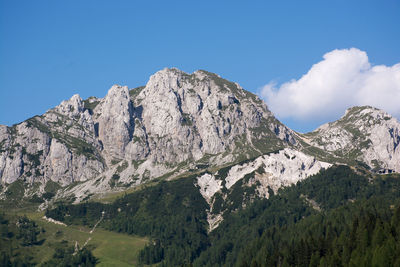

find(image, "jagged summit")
[313,106,394,132]
[344,105,378,115]
[144,68,251,100]
[331,106,394,126]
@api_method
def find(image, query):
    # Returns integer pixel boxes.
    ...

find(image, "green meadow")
[21,211,148,266]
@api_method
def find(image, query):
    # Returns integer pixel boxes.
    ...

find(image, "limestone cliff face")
[94,85,135,161]
[132,68,296,165]
[0,68,296,188]
[0,94,104,185]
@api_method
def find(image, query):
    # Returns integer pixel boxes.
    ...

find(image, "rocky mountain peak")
[341,106,395,125]
[314,106,397,133]
[135,68,295,162]
[142,68,247,100]
[305,106,400,172]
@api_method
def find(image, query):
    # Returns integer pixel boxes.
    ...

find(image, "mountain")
[0,68,399,212]
[0,68,296,202]
[2,68,400,266]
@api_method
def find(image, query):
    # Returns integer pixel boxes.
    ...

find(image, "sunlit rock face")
[0,68,296,189]
[1,69,398,209]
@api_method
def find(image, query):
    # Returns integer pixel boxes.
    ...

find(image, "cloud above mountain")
[260,48,400,122]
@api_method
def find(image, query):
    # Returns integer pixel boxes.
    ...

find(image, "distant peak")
[343,105,391,120]
[344,105,377,115]
[312,106,394,133]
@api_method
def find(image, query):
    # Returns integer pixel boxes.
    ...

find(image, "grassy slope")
[91,228,147,267]
[20,211,148,266]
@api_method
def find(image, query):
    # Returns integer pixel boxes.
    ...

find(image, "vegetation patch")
[44,180,62,194]
[0,139,7,153]
[5,180,25,201]
[116,161,128,173]
[181,112,193,126]
[129,86,145,100]
[111,158,122,165]
[131,159,145,169]
[26,150,43,168]
[109,173,120,188]
[83,97,100,112]
[0,212,97,266]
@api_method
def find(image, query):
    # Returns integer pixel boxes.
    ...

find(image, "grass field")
[22,211,148,266]
[91,228,148,266]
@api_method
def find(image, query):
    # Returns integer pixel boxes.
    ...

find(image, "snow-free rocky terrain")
[0,68,399,225]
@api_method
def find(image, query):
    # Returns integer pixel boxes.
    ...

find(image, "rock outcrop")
[196,148,331,230]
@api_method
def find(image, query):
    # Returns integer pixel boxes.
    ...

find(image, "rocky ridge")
[0,68,297,202]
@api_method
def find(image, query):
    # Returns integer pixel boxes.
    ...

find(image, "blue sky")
[1,1,399,132]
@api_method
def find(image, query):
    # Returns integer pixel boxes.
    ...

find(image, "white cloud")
[260,48,400,122]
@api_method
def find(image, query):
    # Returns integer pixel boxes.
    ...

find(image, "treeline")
[45,166,400,266]
[0,213,97,266]
[41,245,97,267]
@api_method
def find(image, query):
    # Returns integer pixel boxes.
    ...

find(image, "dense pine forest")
[43,166,400,266]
